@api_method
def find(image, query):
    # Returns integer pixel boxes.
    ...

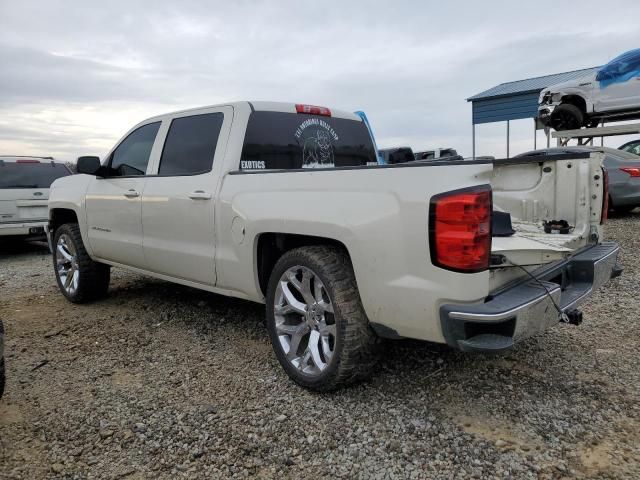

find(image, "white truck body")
[47,101,620,388]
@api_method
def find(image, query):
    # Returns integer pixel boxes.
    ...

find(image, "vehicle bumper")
[610,179,640,208]
[440,242,621,353]
[537,104,556,126]
[0,220,47,237]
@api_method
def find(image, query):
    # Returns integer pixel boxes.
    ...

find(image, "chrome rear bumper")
[440,242,621,352]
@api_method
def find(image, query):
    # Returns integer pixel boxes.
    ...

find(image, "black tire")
[614,205,637,214]
[265,246,379,391]
[0,320,5,400]
[53,223,110,303]
[550,103,584,131]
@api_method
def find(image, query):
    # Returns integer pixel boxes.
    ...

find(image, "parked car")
[0,156,72,240]
[379,147,463,164]
[0,319,5,400]
[516,147,640,213]
[414,148,460,160]
[47,101,620,391]
[538,48,640,131]
[379,147,415,164]
[619,139,640,156]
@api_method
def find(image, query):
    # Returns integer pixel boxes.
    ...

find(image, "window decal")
[294,118,339,168]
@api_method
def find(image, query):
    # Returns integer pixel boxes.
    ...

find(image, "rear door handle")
[188,190,212,200]
[124,189,140,198]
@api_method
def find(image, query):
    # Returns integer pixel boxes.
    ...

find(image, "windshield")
[597,49,640,86]
[606,48,640,67]
[240,112,377,170]
[0,162,72,188]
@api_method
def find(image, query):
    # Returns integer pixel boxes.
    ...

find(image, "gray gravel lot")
[0,214,639,479]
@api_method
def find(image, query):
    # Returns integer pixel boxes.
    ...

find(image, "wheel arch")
[561,94,587,113]
[255,232,351,297]
[49,208,79,233]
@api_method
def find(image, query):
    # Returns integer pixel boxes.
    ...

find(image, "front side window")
[240,112,377,170]
[158,113,223,176]
[108,122,161,177]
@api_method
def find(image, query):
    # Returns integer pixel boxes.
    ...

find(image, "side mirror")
[76,156,102,175]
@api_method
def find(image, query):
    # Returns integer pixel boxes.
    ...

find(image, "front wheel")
[265,246,379,391]
[550,103,584,131]
[53,223,110,303]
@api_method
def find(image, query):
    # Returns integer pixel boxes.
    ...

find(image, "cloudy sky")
[1,0,639,162]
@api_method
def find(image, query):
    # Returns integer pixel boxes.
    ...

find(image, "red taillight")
[16,159,40,163]
[429,186,492,273]
[601,168,609,224]
[620,167,640,177]
[295,104,331,117]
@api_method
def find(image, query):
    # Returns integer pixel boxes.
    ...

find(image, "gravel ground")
[0,214,639,480]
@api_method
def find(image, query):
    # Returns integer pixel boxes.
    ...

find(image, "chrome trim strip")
[448,286,561,322]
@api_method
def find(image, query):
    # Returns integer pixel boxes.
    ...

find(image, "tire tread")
[53,223,110,303]
[266,245,380,391]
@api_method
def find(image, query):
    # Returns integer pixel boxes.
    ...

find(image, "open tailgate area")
[484,152,607,287]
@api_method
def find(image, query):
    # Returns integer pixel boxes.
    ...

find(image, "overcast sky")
[1,0,639,162]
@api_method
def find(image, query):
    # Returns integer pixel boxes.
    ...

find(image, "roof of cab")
[143,101,362,123]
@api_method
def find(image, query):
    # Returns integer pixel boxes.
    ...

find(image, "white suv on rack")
[539,48,640,131]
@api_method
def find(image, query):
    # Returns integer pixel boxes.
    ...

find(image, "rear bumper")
[0,220,47,237]
[440,242,621,353]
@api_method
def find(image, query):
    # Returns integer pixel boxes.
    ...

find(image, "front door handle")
[188,190,212,200]
[124,189,140,198]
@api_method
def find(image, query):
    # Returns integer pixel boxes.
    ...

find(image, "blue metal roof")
[467,66,599,101]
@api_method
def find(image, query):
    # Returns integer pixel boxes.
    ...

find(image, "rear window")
[240,112,377,170]
[159,113,223,176]
[0,161,71,188]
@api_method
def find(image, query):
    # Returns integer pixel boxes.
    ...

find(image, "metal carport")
[467,67,599,158]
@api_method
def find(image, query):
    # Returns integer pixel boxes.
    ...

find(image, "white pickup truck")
[47,101,621,391]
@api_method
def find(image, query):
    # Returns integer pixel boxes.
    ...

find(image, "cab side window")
[108,122,161,177]
[158,113,224,176]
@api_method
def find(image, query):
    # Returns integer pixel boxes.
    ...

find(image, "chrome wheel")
[56,234,79,295]
[274,266,337,376]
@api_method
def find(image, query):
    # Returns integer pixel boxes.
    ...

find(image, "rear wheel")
[265,246,379,391]
[550,103,584,131]
[53,223,110,303]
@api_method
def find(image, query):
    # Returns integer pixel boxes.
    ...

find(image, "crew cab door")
[85,121,162,268]
[141,106,232,286]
